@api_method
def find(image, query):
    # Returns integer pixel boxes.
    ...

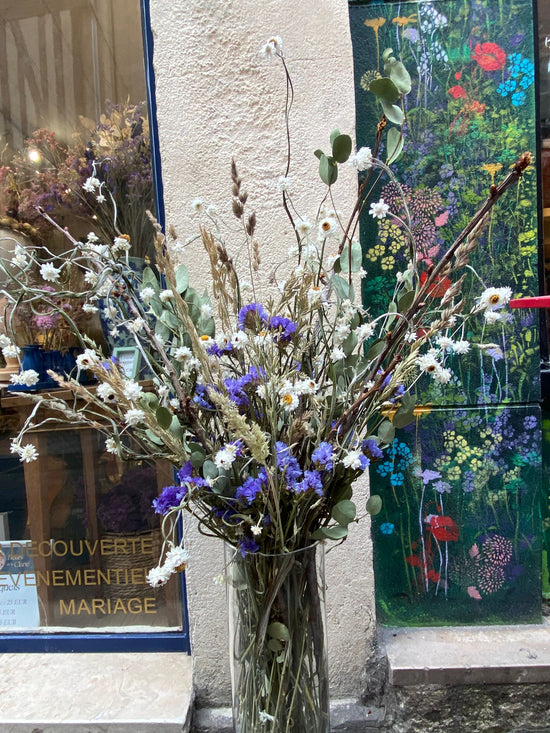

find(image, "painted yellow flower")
[392,15,417,26]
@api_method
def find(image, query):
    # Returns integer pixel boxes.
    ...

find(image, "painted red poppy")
[471,42,506,71]
[426,569,441,583]
[405,554,423,568]
[425,514,459,542]
[448,85,467,99]
[419,271,451,298]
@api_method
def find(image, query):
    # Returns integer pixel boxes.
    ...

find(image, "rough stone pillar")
[149,0,376,706]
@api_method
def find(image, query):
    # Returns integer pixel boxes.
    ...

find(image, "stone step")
[384,619,550,686]
[0,652,193,732]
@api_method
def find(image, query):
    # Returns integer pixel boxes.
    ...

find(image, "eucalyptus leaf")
[267,622,290,641]
[381,100,404,126]
[320,525,348,540]
[398,289,416,313]
[382,48,394,62]
[145,429,164,446]
[331,134,352,164]
[392,405,416,429]
[319,153,338,186]
[329,128,341,146]
[189,443,206,468]
[332,499,357,527]
[378,419,395,445]
[365,339,385,361]
[268,638,283,653]
[386,127,404,164]
[202,459,219,480]
[369,77,401,104]
[386,300,397,329]
[332,274,354,303]
[140,392,159,409]
[366,495,383,516]
[175,264,189,294]
[314,148,324,159]
[141,266,159,292]
[339,240,363,273]
[156,405,173,430]
[169,415,184,439]
[389,60,412,95]
[342,331,358,357]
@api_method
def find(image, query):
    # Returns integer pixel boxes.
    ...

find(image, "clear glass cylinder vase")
[225,542,329,733]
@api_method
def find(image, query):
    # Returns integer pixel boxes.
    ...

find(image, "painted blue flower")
[523,415,537,430]
[390,472,404,487]
[433,480,452,494]
[380,522,394,535]
[511,90,526,107]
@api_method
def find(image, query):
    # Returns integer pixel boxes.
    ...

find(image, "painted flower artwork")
[350,0,541,624]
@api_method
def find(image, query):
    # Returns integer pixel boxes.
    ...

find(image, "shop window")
[0,1,186,647]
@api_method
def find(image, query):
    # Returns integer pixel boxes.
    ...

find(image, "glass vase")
[225,543,329,733]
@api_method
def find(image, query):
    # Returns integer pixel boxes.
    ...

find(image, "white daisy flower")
[76,349,100,369]
[433,366,452,384]
[277,176,292,192]
[280,390,299,412]
[97,382,117,403]
[477,286,512,311]
[260,36,282,59]
[123,380,143,401]
[124,408,146,426]
[330,346,346,362]
[484,310,503,324]
[17,443,39,463]
[105,438,119,455]
[348,146,373,172]
[369,199,390,220]
[451,340,470,354]
[83,176,100,193]
[127,317,146,333]
[356,323,375,340]
[190,198,204,214]
[436,335,454,351]
[2,344,20,359]
[159,289,175,302]
[10,369,40,387]
[214,444,239,470]
[84,271,99,286]
[40,263,61,282]
[164,546,190,571]
[146,565,172,588]
[139,286,156,304]
[113,236,131,253]
[318,217,339,239]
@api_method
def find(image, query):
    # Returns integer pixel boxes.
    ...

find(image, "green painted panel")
[371,405,542,625]
[349,0,539,407]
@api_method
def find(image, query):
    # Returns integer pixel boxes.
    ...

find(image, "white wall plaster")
[149,0,376,705]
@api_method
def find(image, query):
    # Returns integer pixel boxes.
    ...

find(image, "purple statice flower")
[235,468,268,504]
[311,442,334,471]
[193,384,214,410]
[293,469,323,496]
[224,376,250,408]
[238,303,269,331]
[238,537,260,557]
[267,316,297,342]
[152,484,188,514]
[362,438,384,460]
[276,441,302,484]
[207,340,232,357]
